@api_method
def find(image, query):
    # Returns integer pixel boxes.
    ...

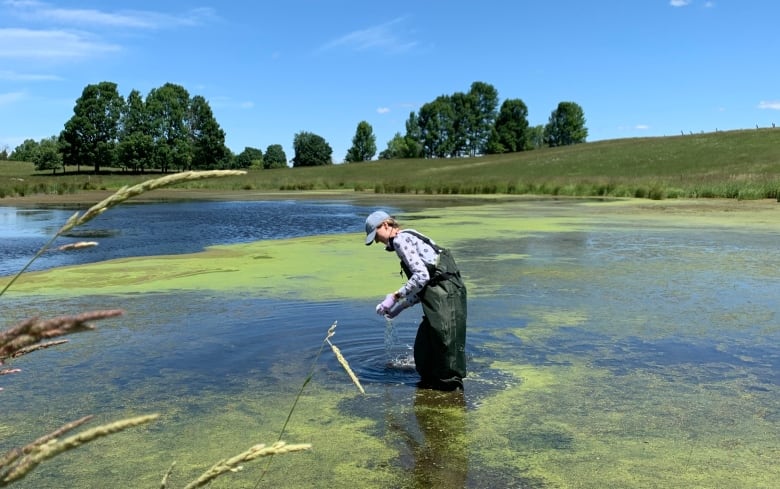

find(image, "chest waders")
[399,231,467,389]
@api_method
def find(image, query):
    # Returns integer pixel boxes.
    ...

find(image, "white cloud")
[0,28,120,59]
[318,18,418,54]
[704,1,715,7]
[377,107,390,114]
[635,124,650,130]
[758,100,780,110]
[0,90,26,106]
[0,69,60,81]
[670,0,691,7]
[3,1,216,29]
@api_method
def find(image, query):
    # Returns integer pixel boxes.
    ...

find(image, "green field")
[3,128,780,200]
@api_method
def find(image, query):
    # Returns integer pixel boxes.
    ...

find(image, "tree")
[117,89,154,172]
[10,139,40,162]
[264,144,287,169]
[345,121,377,162]
[544,101,588,147]
[527,125,545,149]
[33,136,63,174]
[146,83,192,172]
[292,131,332,167]
[235,147,263,169]
[59,81,124,173]
[489,98,530,153]
[418,96,455,158]
[189,95,229,170]
[466,81,499,156]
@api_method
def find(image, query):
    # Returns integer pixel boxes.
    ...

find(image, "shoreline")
[1,188,778,216]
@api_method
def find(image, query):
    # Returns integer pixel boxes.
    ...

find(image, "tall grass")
[2,128,779,200]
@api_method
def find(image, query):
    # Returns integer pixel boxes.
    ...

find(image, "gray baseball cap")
[364,210,391,245]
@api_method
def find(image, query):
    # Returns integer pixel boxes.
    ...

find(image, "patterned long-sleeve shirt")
[391,229,440,309]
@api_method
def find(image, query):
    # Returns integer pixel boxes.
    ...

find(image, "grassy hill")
[2,128,780,201]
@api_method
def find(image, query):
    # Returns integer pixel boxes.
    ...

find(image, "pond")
[1,197,778,488]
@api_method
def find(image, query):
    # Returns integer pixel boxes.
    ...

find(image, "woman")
[364,210,467,391]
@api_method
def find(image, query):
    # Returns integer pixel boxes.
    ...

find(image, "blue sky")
[1,0,779,163]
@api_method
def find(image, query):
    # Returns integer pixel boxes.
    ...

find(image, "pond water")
[0,200,374,277]
[1,198,778,488]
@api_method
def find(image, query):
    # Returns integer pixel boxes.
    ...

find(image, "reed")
[0,415,160,486]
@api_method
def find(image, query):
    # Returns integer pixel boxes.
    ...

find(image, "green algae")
[4,197,780,488]
[470,360,779,488]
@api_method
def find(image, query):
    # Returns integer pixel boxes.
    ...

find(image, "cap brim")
[365,230,376,245]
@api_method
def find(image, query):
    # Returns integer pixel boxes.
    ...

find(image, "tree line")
[5,80,588,173]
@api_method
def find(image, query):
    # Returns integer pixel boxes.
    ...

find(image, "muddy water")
[1,198,778,488]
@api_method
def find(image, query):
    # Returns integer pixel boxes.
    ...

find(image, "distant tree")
[117,89,154,172]
[59,81,124,173]
[488,98,530,153]
[0,146,8,160]
[33,136,63,174]
[379,132,410,160]
[345,121,377,162]
[402,112,424,158]
[527,125,545,149]
[10,139,40,162]
[544,101,588,147]
[466,81,499,156]
[235,146,263,169]
[264,144,287,169]
[146,83,191,172]
[189,95,229,169]
[292,131,332,167]
[418,96,455,158]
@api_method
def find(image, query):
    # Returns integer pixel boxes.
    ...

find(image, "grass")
[2,128,780,200]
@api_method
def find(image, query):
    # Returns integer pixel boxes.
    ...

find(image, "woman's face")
[374,221,394,245]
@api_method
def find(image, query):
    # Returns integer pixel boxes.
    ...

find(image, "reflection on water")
[2,200,779,488]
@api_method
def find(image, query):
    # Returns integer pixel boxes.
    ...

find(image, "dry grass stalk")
[181,441,311,489]
[324,321,365,394]
[0,415,94,470]
[0,414,159,486]
[326,338,365,394]
[56,241,98,251]
[0,310,124,364]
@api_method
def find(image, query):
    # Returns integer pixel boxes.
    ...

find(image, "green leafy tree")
[418,96,455,158]
[345,121,377,162]
[235,147,263,169]
[467,81,499,156]
[379,132,409,160]
[59,81,124,173]
[527,125,545,149]
[402,112,424,158]
[292,131,332,167]
[189,95,229,170]
[489,98,530,153]
[544,101,588,147]
[117,89,154,172]
[146,83,192,172]
[33,136,63,174]
[449,91,472,157]
[10,139,40,162]
[0,146,9,160]
[264,144,287,169]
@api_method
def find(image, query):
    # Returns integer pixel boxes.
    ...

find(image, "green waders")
[400,234,467,390]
